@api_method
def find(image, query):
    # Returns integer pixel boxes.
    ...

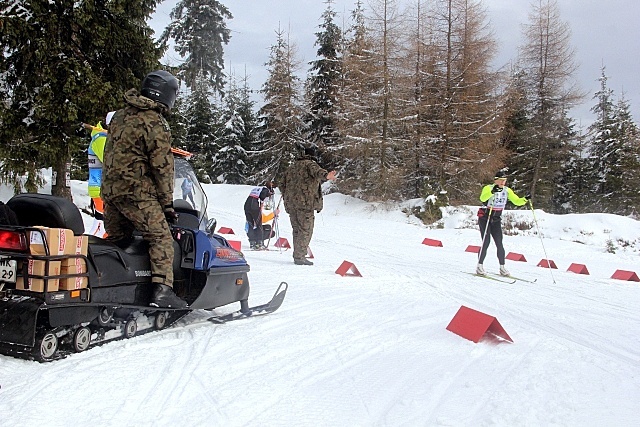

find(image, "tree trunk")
[51,155,72,200]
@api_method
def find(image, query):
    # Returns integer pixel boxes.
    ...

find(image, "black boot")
[294,258,313,266]
[151,284,188,309]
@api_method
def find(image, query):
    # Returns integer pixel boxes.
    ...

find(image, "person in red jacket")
[476,170,529,276]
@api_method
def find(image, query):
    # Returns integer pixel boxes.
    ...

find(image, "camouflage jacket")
[102,89,174,209]
[280,156,328,212]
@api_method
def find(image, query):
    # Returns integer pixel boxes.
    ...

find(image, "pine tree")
[555,129,590,213]
[586,67,617,212]
[213,77,256,184]
[413,0,503,203]
[335,0,383,198]
[160,0,232,95]
[611,95,640,216]
[305,1,343,151]
[514,0,583,210]
[182,73,221,183]
[252,28,306,183]
[337,0,407,200]
[0,0,163,196]
[501,67,532,195]
[165,97,189,151]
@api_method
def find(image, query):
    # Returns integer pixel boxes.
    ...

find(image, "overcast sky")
[151,0,639,128]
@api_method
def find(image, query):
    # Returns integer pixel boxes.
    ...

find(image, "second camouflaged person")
[102,70,187,309]
[280,145,337,265]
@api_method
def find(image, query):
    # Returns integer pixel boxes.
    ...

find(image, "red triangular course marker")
[335,261,362,277]
[567,263,589,275]
[465,245,481,253]
[537,259,558,269]
[306,246,314,259]
[506,252,527,262]
[217,227,235,235]
[422,238,443,247]
[274,237,291,249]
[611,270,640,282]
[227,240,241,252]
[446,306,513,343]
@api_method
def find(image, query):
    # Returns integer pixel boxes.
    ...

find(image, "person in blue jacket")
[476,170,529,276]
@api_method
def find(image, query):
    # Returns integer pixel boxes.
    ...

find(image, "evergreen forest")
[1,0,638,218]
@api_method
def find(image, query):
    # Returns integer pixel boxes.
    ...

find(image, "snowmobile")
[0,155,287,361]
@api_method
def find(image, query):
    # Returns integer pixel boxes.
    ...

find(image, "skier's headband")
[494,176,507,181]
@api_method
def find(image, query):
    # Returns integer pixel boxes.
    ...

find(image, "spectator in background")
[87,111,115,219]
[181,175,195,207]
[244,181,276,250]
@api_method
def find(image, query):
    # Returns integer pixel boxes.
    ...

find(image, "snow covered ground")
[1,181,640,426]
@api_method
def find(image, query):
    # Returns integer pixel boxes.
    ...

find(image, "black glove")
[491,185,502,194]
[524,193,531,200]
[164,208,179,225]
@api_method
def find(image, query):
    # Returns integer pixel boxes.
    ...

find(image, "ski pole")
[528,200,556,284]
[266,195,282,250]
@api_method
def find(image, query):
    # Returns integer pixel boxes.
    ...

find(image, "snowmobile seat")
[7,193,85,235]
[173,199,200,229]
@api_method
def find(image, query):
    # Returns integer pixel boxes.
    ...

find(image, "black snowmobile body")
[0,158,284,361]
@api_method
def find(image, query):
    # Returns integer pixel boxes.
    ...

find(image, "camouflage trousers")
[288,208,315,260]
[104,196,174,287]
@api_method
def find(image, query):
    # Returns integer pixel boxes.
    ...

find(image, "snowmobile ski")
[488,273,537,283]
[464,272,516,284]
[208,281,288,324]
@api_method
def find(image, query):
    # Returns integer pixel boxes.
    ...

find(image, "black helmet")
[141,70,179,109]
[494,170,507,180]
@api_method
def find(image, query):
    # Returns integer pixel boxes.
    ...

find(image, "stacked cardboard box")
[16,259,62,292]
[59,235,89,290]
[16,227,76,292]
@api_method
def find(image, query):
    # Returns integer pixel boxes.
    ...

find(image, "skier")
[181,175,195,207]
[280,145,336,265]
[476,170,529,276]
[102,70,187,309]
[244,181,276,250]
[87,111,115,219]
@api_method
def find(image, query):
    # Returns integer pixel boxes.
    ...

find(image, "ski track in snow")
[1,183,639,426]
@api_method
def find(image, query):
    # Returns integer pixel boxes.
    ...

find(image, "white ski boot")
[476,263,486,275]
[499,265,510,276]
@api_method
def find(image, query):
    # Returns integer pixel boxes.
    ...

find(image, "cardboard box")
[59,275,88,290]
[60,236,89,268]
[29,227,75,256]
[61,263,87,275]
[68,235,88,256]
[16,259,61,292]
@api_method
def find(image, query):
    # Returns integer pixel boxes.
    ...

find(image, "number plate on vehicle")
[0,256,17,283]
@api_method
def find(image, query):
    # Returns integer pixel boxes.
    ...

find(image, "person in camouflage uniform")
[102,70,187,308]
[280,147,337,265]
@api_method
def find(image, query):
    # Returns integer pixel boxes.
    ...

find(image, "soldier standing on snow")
[280,145,336,265]
[476,170,529,277]
[102,70,187,309]
[244,181,276,250]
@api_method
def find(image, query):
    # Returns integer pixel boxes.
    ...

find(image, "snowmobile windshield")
[173,156,208,228]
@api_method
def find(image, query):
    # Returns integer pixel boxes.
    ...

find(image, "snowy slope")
[1,182,639,426]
